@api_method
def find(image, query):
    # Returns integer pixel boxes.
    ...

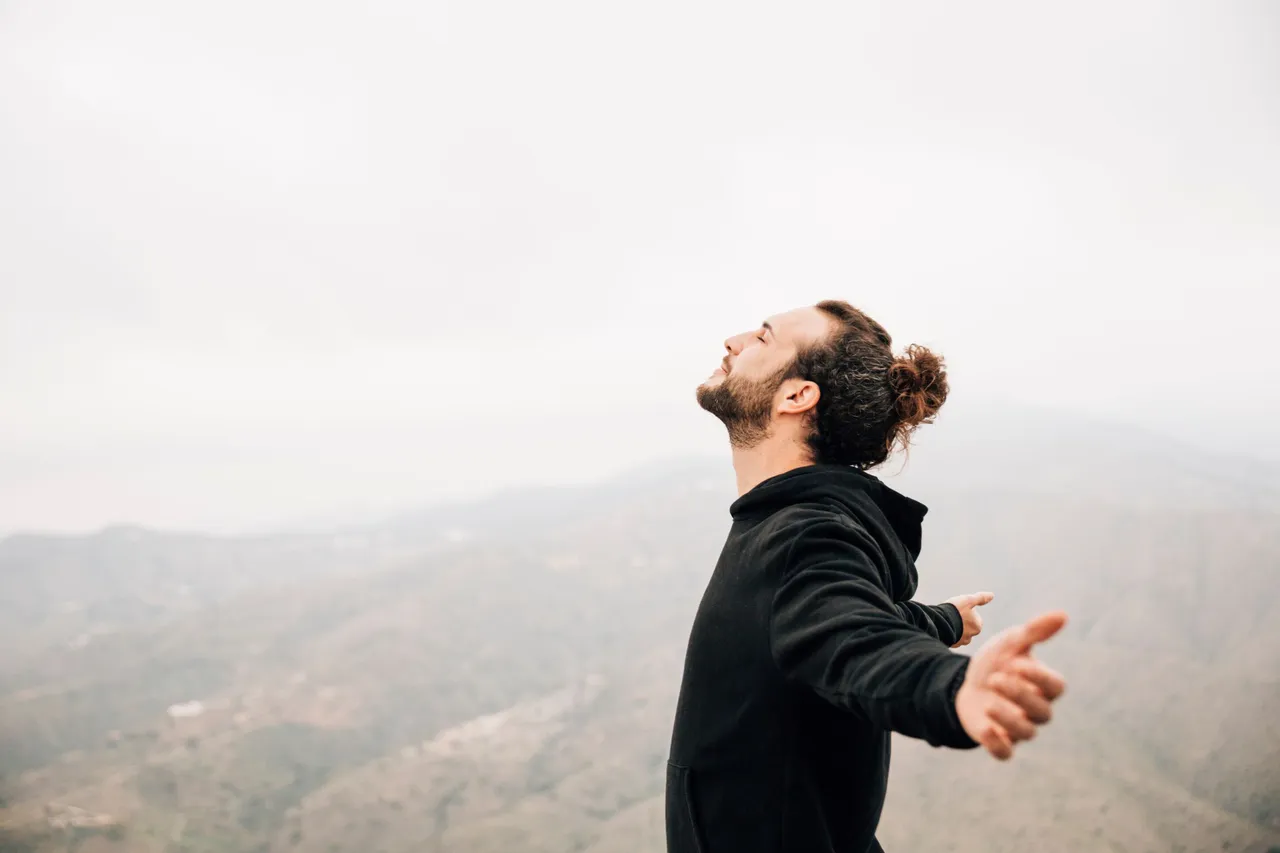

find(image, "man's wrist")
[945,659,979,749]
[919,653,978,749]
[939,602,964,646]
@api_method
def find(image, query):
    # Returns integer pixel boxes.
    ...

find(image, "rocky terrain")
[1,411,1278,853]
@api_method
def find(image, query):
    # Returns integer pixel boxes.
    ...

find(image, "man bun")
[888,344,949,434]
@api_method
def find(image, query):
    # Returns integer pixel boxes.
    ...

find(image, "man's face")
[696,306,833,447]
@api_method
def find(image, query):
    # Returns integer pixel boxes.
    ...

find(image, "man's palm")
[955,611,1068,761]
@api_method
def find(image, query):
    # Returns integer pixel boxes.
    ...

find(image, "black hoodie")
[665,464,977,853]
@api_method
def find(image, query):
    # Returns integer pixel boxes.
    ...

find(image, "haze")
[2,0,1277,534]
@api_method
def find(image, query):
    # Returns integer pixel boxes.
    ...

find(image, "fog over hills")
[1,407,1278,853]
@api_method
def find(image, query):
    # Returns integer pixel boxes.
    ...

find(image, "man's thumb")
[1010,610,1069,652]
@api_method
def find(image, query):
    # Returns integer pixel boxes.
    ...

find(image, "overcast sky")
[2,0,1277,534]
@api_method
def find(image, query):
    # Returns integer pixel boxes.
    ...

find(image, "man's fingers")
[1008,610,1069,653]
[990,672,1053,724]
[978,721,1014,761]
[989,695,1037,742]
[958,591,995,609]
[1007,657,1067,701]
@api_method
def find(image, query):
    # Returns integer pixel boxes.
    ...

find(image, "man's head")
[695,300,948,469]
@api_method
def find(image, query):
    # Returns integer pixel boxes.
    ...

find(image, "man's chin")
[695,381,724,406]
[694,382,718,409]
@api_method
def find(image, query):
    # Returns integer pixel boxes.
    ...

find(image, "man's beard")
[696,367,788,449]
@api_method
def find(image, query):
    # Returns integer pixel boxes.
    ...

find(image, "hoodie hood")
[729,464,929,558]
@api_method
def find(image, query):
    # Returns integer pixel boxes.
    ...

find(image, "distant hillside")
[1,413,1278,853]
[883,397,1280,513]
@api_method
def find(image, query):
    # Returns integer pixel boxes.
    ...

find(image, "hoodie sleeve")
[769,515,977,749]
[896,601,963,646]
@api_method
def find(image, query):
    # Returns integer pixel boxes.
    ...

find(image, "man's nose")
[724,332,748,355]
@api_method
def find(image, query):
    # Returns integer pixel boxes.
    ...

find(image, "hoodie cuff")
[921,654,979,749]
[939,602,963,647]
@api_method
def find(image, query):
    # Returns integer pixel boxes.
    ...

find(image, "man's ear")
[777,379,820,416]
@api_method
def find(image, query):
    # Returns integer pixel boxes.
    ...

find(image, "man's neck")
[730,439,813,497]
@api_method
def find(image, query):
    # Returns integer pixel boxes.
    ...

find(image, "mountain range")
[1,406,1278,853]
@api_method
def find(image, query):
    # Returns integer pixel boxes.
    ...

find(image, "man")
[666,300,1068,853]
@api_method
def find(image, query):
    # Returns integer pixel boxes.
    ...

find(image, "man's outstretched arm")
[769,515,977,747]
[769,516,1066,754]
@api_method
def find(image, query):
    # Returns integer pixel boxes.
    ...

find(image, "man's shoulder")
[747,505,894,593]
[748,502,874,561]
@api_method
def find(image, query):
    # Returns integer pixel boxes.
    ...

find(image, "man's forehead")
[764,306,833,342]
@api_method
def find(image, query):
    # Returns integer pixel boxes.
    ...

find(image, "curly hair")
[784,300,949,469]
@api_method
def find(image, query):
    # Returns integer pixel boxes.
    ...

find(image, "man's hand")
[955,610,1068,761]
[945,591,994,648]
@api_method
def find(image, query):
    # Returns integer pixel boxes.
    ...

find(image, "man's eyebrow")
[761,321,773,334]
